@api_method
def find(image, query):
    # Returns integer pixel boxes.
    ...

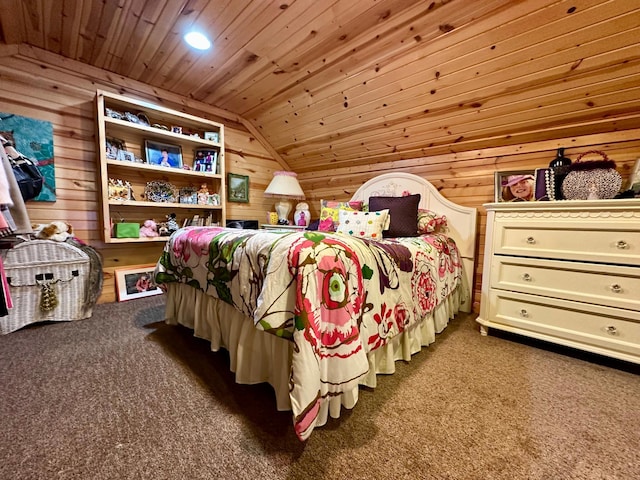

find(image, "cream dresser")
[477,199,640,364]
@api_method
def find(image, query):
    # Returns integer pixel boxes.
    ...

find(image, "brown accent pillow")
[368,194,421,237]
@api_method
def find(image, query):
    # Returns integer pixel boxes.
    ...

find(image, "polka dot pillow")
[336,209,390,239]
[318,200,364,232]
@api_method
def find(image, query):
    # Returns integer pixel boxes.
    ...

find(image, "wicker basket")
[1,240,92,334]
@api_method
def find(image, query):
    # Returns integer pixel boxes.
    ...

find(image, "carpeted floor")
[1,296,638,480]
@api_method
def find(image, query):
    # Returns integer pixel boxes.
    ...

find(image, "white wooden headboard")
[351,172,477,311]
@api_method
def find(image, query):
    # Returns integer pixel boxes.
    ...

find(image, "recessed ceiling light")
[184,32,211,50]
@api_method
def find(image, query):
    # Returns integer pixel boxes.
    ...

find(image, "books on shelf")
[181,213,219,228]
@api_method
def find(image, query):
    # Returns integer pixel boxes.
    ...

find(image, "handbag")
[9,154,44,201]
[534,166,573,201]
[2,138,44,201]
[561,150,622,200]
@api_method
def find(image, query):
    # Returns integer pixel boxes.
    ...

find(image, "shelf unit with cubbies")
[95,90,226,243]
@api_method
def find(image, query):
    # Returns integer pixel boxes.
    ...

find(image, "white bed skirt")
[164,283,462,427]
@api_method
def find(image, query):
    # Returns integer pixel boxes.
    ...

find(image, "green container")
[114,223,140,238]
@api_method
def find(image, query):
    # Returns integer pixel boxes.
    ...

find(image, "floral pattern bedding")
[154,227,463,440]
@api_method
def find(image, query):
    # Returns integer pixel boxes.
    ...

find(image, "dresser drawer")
[488,290,640,358]
[493,219,640,266]
[491,256,640,312]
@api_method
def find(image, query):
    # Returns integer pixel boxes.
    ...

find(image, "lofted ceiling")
[1,0,639,174]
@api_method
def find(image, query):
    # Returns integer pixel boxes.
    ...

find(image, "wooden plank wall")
[298,132,640,312]
[0,46,282,303]
[1,45,639,312]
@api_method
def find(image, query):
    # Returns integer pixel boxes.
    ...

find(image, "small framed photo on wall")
[227,173,249,203]
[495,170,536,202]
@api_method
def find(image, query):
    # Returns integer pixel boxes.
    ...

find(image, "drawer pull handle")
[605,325,618,335]
[522,273,532,282]
[616,240,628,250]
[526,237,536,244]
[519,309,529,318]
[610,284,622,293]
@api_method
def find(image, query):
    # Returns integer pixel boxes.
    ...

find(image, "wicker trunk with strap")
[1,240,95,334]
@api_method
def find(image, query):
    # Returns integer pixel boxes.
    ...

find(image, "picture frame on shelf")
[179,187,198,205]
[193,149,218,173]
[627,158,640,191]
[115,265,163,301]
[207,193,221,206]
[105,137,125,160]
[171,126,183,134]
[144,140,182,168]
[204,131,220,143]
[228,173,249,203]
[494,170,536,202]
[117,150,136,162]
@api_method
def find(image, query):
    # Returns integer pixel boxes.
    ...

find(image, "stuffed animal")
[34,221,73,242]
[165,213,179,234]
[157,223,170,236]
[139,219,159,238]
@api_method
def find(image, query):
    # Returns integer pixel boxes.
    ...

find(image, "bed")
[154,172,477,440]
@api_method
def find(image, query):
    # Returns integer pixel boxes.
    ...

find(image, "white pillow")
[336,209,389,239]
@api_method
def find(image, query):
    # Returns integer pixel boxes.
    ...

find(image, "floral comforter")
[154,227,463,440]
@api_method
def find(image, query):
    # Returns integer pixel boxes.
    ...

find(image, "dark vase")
[549,148,571,168]
[548,148,572,200]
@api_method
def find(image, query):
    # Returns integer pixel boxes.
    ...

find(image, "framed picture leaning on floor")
[115,265,163,301]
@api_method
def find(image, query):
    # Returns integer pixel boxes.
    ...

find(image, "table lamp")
[264,171,305,225]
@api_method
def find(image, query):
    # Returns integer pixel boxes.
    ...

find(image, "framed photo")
[144,140,182,168]
[193,149,218,173]
[171,126,182,134]
[179,187,198,204]
[627,158,640,190]
[495,170,536,202]
[228,173,249,203]
[105,137,125,160]
[115,265,163,301]
[204,131,220,143]
[117,150,136,162]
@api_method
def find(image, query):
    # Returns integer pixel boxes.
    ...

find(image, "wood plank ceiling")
[1,0,639,174]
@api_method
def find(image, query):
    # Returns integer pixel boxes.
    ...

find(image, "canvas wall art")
[0,111,56,202]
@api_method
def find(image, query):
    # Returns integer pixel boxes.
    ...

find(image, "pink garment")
[0,257,12,309]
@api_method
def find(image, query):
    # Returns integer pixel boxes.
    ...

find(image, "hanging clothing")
[0,138,32,317]
[0,257,10,317]
[0,139,32,234]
